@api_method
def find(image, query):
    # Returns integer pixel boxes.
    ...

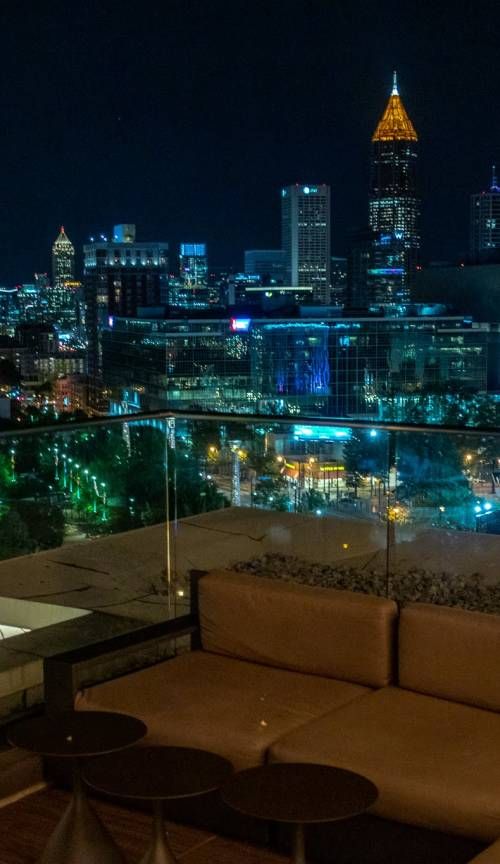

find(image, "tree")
[0,510,34,560]
[342,431,389,490]
[12,501,65,550]
[248,448,289,510]
[396,433,471,506]
[188,420,222,459]
[125,427,167,523]
[299,488,327,513]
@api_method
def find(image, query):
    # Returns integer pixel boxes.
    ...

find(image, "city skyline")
[0,0,499,283]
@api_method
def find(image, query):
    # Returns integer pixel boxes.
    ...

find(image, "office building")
[281,184,331,302]
[172,243,209,308]
[330,257,348,306]
[470,167,500,263]
[51,227,77,327]
[0,287,20,335]
[346,228,375,309]
[368,73,419,305]
[83,224,168,406]
[244,250,285,283]
[103,316,254,415]
[53,374,89,412]
[101,314,497,420]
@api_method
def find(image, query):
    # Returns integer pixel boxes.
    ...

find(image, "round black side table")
[8,710,147,864]
[222,762,378,864]
[84,745,233,864]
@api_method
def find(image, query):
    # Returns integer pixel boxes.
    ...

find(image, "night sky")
[1,0,499,283]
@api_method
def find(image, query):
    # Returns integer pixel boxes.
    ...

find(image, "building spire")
[491,165,499,192]
[372,73,418,143]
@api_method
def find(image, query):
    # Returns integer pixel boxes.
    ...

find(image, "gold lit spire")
[372,71,418,143]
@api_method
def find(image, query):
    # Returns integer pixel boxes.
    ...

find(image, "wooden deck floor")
[0,785,486,864]
[0,787,286,864]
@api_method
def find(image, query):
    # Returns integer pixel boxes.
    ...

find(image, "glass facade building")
[102,314,498,421]
[369,74,419,306]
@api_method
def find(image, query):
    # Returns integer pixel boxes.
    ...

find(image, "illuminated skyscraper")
[52,226,75,289]
[51,226,77,327]
[281,184,331,302]
[175,243,209,307]
[84,224,168,407]
[368,73,419,305]
[470,167,500,263]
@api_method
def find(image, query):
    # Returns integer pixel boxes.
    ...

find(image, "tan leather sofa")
[76,569,500,858]
[470,841,500,862]
[77,570,397,770]
[270,600,500,843]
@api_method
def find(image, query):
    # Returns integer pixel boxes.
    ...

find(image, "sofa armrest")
[44,612,199,714]
[468,841,500,862]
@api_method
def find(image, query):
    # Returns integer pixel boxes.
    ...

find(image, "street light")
[474,499,495,532]
[100,482,107,521]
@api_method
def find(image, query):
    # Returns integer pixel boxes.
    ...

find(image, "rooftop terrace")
[0,410,499,862]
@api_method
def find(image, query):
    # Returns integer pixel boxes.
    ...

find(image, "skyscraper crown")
[372,72,418,143]
[53,226,74,251]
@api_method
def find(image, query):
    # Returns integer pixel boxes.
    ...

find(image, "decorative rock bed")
[234,553,500,613]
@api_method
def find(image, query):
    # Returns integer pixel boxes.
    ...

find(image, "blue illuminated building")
[101,313,499,420]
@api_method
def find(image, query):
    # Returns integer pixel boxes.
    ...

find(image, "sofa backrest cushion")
[198,569,398,687]
[399,602,500,711]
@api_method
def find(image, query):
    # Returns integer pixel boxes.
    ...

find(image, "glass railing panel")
[0,416,179,722]
[0,418,170,560]
[169,417,392,606]
[390,429,500,610]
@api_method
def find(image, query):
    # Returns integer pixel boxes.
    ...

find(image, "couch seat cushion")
[76,650,369,770]
[469,840,500,862]
[270,686,500,841]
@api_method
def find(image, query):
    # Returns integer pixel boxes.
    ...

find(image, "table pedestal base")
[140,801,177,864]
[292,823,306,864]
[38,763,126,864]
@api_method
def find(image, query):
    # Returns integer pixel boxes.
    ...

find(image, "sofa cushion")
[399,603,500,712]
[76,650,369,771]
[270,686,500,841]
[199,570,398,687]
[469,841,500,862]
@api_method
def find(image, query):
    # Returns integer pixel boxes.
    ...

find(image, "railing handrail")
[0,407,498,439]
